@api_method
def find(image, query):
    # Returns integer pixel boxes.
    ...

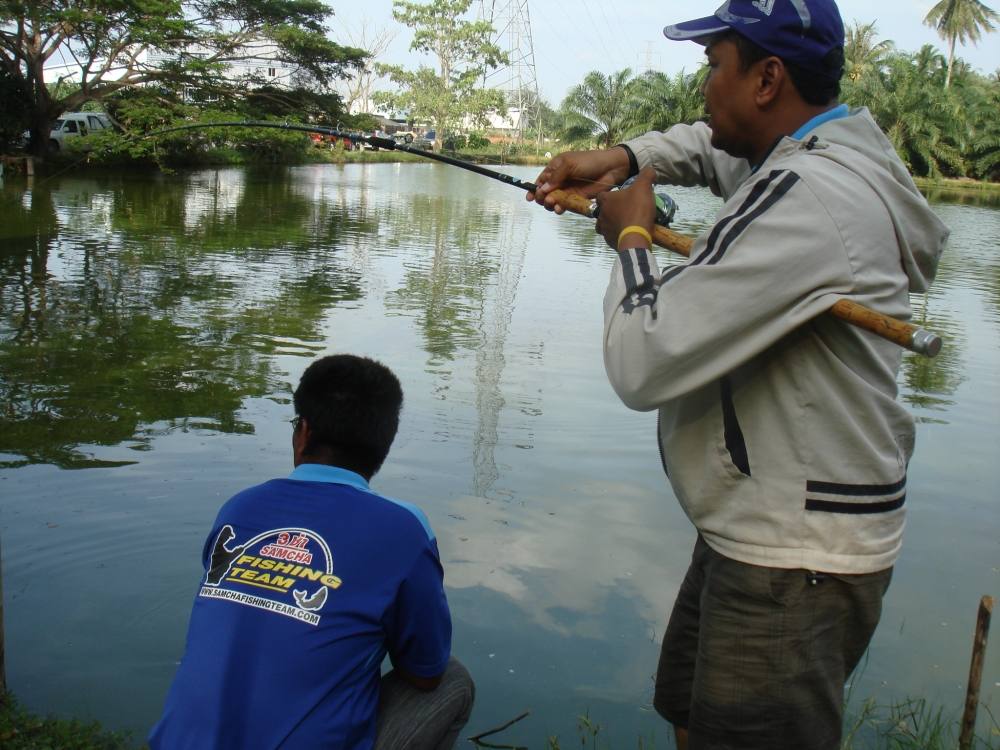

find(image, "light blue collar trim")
[791,104,849,141]
[289,463,370,491]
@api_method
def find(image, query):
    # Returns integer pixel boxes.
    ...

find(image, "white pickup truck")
[48,112,113,150]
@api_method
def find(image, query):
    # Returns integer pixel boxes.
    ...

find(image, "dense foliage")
[841,40,1000,179]
[0,0,366,155]
[58,86,376,168]
[543,27,998,181]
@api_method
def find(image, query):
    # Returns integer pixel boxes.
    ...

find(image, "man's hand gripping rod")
[543,188,941,358]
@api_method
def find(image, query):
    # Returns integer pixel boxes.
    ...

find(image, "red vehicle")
[309,133,353,150]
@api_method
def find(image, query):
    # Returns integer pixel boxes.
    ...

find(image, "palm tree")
[629,68,707,135]
[560,69,638,148]
[958,72,1000,179]
[923,0,1000,87]
[848,48,966,176]
[844,22,894,81]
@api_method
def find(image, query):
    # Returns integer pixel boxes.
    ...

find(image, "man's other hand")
[527,147,632,214]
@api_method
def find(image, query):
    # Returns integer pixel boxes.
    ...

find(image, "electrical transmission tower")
[477,0,540,143]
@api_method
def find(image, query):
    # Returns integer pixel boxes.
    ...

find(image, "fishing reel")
[619,174,678,227]
[591,176,678,228]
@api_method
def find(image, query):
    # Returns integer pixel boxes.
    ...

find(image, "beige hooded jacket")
[606,108,949,573]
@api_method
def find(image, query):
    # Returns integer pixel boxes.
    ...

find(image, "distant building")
[43,40,298,97]
[459,107,523,140]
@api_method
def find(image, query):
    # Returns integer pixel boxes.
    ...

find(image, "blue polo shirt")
[149,464,451,749]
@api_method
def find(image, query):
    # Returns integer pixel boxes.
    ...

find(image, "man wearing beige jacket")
[530,0,948,747]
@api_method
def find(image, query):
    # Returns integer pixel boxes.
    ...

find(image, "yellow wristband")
[617,225,652,249]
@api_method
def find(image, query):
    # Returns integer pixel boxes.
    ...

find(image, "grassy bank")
[914,176,1000,193]
[915,176,1000,207]
[3,688,996,750]
[0,693,135,750]
[341,148,549,166]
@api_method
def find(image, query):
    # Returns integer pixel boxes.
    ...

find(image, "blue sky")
[332,0,1000,104]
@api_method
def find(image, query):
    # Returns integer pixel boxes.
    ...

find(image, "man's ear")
[293,416,311,461]
[755,56,786,108]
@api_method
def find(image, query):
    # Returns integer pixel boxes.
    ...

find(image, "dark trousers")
[374,657,475,750]
[655,537,892,750]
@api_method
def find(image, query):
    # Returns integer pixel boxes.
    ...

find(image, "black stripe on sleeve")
[704,171,800,266]
[635,250,653,289]
[694,173,781,265]
[658,170,796,287]
[617,248,659,315]
[619,248,639,292]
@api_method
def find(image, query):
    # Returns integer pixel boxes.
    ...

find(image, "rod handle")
[545,188,942,358]
[830,299,942,357]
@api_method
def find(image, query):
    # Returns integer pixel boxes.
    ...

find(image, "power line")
[478,0,541,140]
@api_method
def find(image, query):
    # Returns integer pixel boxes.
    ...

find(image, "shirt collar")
[790,103,849,140]
[289,463,370,491]
[751,104,850,173]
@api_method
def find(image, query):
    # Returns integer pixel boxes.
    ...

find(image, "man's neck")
[294,453,371,481]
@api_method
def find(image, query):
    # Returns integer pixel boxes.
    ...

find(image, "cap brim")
[663,16,730,42]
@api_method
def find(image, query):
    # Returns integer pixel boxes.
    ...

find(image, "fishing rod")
[144,120,942,357]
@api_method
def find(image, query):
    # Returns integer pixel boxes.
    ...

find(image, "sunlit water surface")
[0,164,997,747]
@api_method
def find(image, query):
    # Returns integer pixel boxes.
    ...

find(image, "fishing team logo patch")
[199,525,342,626]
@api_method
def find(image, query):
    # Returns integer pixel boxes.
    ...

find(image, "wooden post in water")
[959,595,994,750]
[1,533,6,697]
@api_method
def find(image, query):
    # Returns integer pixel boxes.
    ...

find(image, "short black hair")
[724,30,843,106]
[293,354,403,478]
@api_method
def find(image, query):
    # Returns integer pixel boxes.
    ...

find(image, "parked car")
[413,129,436,151]
[392,131,415,145]
[48,112,112,150]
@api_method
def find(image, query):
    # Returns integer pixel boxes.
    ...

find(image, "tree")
[375,0,508,150]
[0,0,366,155]
[335,16,397,114]
[844,22,894,81]
[0,63,30,150]
[843,47,966,177]
[560,69,638,148]
[923,0,1000,87]
[952,70,1000,179]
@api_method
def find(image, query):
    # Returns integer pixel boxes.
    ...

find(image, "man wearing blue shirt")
[151,354,474,749]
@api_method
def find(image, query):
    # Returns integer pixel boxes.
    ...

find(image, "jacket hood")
[807,107,949,293]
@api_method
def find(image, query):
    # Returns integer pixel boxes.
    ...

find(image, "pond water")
[0,163,997,747]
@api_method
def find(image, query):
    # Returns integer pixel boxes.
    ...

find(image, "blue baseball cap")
[663,0,845,76]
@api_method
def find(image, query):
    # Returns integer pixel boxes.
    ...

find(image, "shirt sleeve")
[624,122,752,199]
[603,168,856,410]
[385,539,452,678]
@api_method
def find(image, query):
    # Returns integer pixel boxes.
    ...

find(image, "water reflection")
[0,172,364,468]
